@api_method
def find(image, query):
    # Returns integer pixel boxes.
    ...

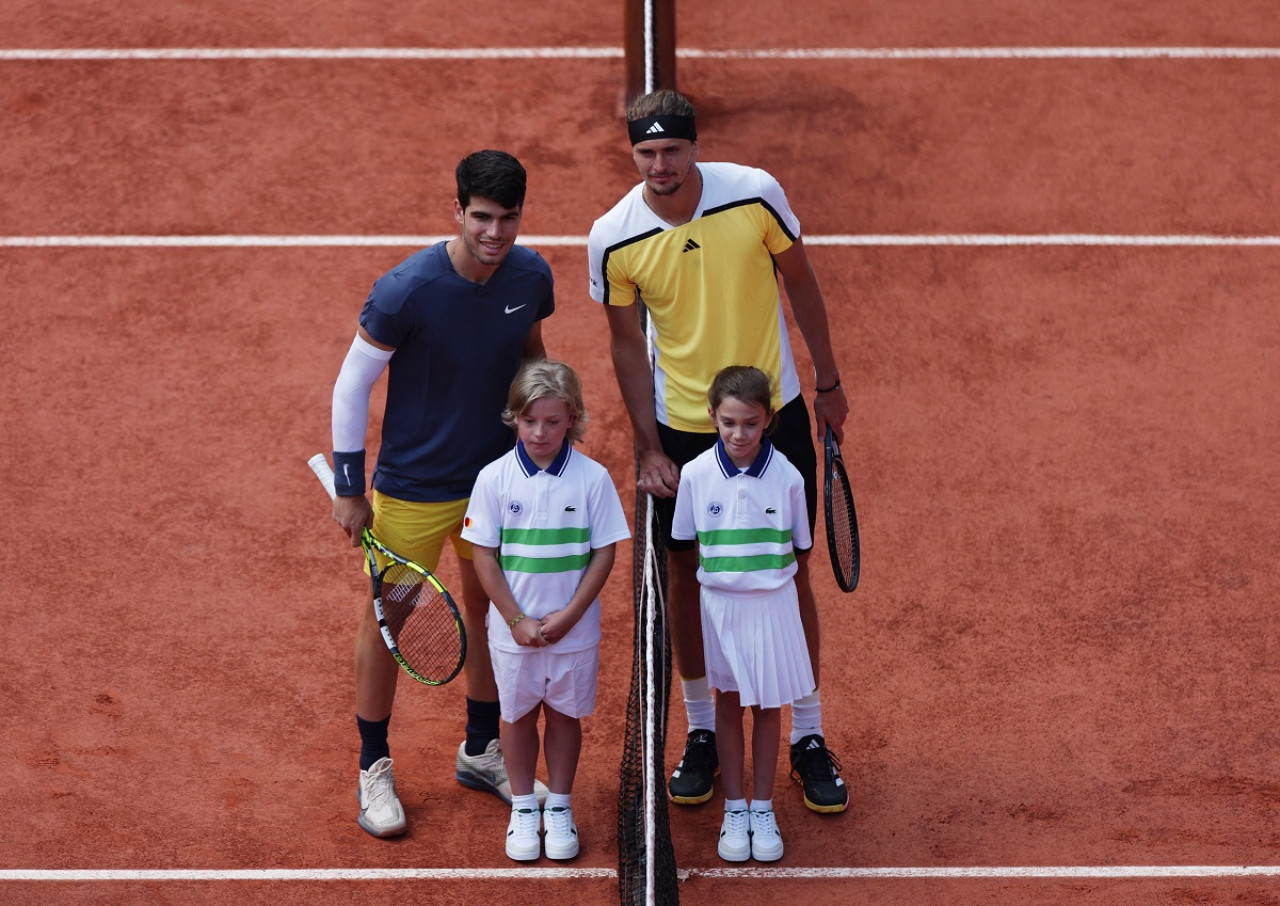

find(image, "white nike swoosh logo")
[504,304,527,314]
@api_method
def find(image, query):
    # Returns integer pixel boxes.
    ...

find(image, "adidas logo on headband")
[628,114,697,144]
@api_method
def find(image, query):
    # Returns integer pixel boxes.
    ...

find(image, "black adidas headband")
[628,114,698,145]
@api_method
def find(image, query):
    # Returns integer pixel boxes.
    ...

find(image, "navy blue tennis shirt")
[359,241,555,502]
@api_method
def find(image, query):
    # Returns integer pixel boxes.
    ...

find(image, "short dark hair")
[455,150,527,210]
[709,365,775,423]
[626,89,697,123]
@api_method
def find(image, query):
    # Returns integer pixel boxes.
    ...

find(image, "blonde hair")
[502,359,588,443]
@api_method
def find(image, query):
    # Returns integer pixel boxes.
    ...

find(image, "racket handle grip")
[307,453,337,500]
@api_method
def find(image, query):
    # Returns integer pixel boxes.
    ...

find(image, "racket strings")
[829,468,856,555]
[379,563,465,683]
[826,452,861,591]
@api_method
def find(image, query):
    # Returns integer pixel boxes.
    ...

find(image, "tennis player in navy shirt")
[327,150,554,837]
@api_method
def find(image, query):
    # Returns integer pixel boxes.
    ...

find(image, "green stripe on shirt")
[699,551,797,574]
[500,552,593,574]
[697,527,792,546]
[502,526,590,545]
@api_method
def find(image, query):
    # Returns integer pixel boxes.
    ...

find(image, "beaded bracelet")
[506,612,526,628]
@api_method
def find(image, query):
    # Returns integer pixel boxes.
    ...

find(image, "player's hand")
[637,449,680,498]
[511,616,545,648]
[333,494,374,547]
[537,609,578,645]
[813,385,849,446]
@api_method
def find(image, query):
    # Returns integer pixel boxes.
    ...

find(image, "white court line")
[685,865,1280,880]
[682,46,1280,60]
[0,868,615,881]
[3,234,1280,248]
[3,866,1280,882]
[0,47,622,60]
[804,234,1280,247]
[2,46,1280,62]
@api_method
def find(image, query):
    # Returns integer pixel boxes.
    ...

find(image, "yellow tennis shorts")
[370,491,473,572]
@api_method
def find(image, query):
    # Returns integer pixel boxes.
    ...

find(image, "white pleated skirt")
[700,581,816,708]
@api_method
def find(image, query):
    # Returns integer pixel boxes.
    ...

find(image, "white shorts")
[490,644,600,723]
[700,582,815,709]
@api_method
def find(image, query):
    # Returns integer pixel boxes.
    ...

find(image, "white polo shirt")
[463,440,630,653]
[671,437,812,593]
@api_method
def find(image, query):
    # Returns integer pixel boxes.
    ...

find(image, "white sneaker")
[749,808,784,861]
[717,808,751,862]
[543,805,580,860]
[455,739,549,806]
[357,757,407,837]
[505,807,542,861]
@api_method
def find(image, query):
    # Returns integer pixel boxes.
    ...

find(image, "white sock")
[543,792,571,811]
[682,676,716,731]
[725,798,747,812]
[511,793,539,812]
[790,689,823,745]
[749,798,772,813]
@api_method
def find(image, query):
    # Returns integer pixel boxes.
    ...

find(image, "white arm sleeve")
[331,334,393,452]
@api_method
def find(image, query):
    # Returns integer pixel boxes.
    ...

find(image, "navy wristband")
[331,449,366,496]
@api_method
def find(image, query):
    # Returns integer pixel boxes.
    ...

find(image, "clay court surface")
[2,2,1279,904]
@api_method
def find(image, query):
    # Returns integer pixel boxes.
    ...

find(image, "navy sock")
[357,715,391,771]
[464,698,501,756]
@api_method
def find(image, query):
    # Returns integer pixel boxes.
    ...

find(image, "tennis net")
[616,481,679,905]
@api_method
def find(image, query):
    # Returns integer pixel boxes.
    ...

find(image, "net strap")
[641,493,663,905]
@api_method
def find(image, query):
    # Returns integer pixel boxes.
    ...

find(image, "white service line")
[684,865,1280,880]
[3,234,1280,248]
[3,865,1280,882]
[803,234,1280,247]
[0,47,622,60]
[0,868,614,881]
[682,46,1280,60]
[2,46,1280,62]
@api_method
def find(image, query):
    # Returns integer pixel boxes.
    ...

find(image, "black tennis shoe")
[668,730,719,804]
[789,734,848,813]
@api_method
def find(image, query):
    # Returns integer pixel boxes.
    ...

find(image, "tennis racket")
[823,427,860,592]
[307,454,466,686]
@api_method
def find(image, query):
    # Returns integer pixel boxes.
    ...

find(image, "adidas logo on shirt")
[646,122,665,134]
[682,239,700,253]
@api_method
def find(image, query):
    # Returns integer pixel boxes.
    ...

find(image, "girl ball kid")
[671,365,816,862]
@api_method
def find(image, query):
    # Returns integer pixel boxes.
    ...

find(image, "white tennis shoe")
[505,807,542,861]
[717,808,751,862]
[357,757,407,837]
[749,807,784,861]
[543,805,580,860]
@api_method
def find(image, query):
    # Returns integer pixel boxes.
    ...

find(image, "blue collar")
[714,435,773,478]
[515,439,572,476]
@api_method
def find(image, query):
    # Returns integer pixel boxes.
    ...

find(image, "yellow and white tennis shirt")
[588,162,804,433]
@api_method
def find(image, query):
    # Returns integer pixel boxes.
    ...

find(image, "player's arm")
[772,238,849,443]
[331,325,394,546]
[604,302,680,497]
[471,543,545,647]
[538,543,618,645]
